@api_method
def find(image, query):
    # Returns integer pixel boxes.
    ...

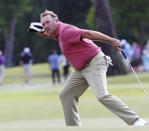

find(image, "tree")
[4,11,16,66]
[93,0,128,75]
[110,0,149,45]
[0,0,31,66]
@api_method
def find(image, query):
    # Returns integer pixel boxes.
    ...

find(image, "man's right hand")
[111,38,123,52]
[36,32,50,38]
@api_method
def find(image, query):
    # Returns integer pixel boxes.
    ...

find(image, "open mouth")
[47,29,51,33]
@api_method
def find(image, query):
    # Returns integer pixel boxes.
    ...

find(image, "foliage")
[86,0,149,45]
[86,7,96,30]
[0,0,92,66]
[109,0,149,44]
[0,0,31,50]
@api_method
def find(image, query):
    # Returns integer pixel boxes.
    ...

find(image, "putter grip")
[121,51,127,59]
[119,46,127,59]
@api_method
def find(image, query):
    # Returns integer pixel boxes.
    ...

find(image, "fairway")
[0,82,149,131]
[0,65,149,130]
[0,118,149,131]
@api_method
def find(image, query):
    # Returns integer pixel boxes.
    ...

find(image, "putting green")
[1,65,149,131]
[0,118,149,131]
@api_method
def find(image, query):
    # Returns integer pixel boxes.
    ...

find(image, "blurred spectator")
[142,40,149,72]
[59,54,70,80]
[0,51,5,85]
[131,42,142,71]
[132,42,141,60]
[121,39,134,62]
[48,50,61,84]
[121,39,134,70]
[20,47,33,84]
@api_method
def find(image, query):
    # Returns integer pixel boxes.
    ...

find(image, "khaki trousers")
[59,51,139,126]
[0,65,4,84]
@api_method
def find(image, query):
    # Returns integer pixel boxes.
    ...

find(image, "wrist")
[107,38,115,45]
[111,38,118,45]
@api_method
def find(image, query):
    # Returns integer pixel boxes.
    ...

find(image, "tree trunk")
[94,0,128,75]
[138,24,145,47]
[4,11,16,67]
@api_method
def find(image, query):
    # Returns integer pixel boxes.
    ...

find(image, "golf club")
[121,50,149,100]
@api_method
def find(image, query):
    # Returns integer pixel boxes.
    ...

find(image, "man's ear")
[56,18,59,22]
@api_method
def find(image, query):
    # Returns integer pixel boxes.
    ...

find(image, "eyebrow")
[42,19,48,25]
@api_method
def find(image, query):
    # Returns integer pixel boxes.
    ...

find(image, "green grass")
[0,83,149,122]
[3,63,51,84]
[0,63,149,123]
[3,63,73,85]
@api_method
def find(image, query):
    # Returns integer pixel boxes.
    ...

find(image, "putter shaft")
[122,51,149,100]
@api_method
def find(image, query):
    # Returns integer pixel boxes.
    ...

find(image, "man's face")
[41,15,57,35]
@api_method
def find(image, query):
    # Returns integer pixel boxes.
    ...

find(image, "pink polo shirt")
[56,22,100,70]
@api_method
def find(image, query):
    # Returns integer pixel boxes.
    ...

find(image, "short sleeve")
[61,26,83,44]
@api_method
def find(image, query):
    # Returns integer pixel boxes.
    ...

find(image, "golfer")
[37,10,147,126]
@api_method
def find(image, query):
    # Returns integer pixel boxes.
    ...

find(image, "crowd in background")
[0,47,70,85]
[0,51,5,85]
[48,50,70,85]
[19,48,70,85]
[121,39,149,72]
[20,47,33,84]
[1,38,149,86]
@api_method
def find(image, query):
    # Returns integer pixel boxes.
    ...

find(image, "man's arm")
[37,32,50,38]
[81,30,122,51]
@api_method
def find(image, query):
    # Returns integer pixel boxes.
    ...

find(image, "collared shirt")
[56,22,100,70]
[48,54,59,70]
[0,55,5,65]
[20,52,32,64]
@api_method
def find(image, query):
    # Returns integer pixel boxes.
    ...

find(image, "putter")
[121,50,149,100]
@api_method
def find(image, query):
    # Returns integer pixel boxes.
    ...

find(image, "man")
[20,47,33,84]
[58,54,70,80]
[48,50,61,84]
[0,50,5,85]
[37,10,147,126]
